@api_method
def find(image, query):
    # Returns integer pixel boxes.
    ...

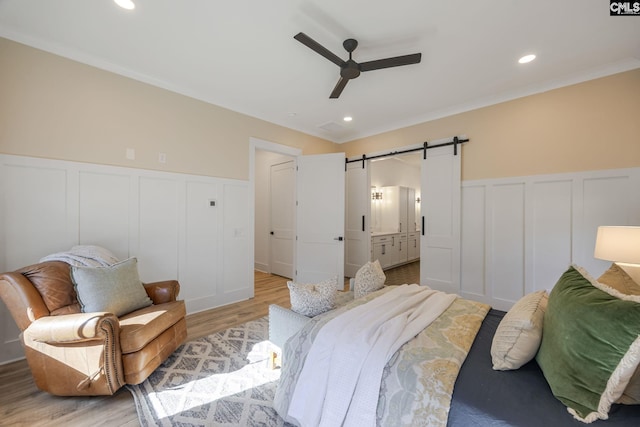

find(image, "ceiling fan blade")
[330,77,349,99]
[294,32,346,68]
[359,53,422,72]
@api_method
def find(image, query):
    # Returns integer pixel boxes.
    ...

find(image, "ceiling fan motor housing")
[341,60,361,79]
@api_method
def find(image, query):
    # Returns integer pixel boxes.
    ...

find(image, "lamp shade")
[594,226,640,264]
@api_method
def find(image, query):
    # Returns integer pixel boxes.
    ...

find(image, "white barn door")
[345,159,371,278]
[296,153,346,288]
[420,145,461,294]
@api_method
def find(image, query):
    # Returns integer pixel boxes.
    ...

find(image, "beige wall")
[0,38,337,181]
[343,69,640,181]
[2,37,639,182]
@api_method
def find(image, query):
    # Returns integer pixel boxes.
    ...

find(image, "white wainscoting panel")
[461,185,486,298]
[0,155,250,364]
[79,171,132,260]
[490,183,525,305]
[3,164,74,268]
[182,180,220,312]
[138,177,181,282]
[221,182,251,305]
[0,162,77,363]
[575,175,633,274]
[529,180,573,294]
[462,167,640,311]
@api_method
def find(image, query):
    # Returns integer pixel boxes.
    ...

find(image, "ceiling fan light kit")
[294,32,422,99]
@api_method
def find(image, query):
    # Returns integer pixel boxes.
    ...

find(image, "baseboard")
[254,262,269,273]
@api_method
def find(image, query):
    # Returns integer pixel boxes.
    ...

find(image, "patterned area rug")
[127,317,288,426]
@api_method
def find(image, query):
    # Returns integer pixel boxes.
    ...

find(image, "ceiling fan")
[294,32,422,99]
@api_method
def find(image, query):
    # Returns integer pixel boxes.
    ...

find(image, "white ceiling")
[1,0,639,144]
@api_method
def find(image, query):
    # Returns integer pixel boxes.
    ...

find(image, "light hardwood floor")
[0,271,292,427]
[0,263,419,426]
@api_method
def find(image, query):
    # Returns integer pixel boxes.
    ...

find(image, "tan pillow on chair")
[491,290,548,371]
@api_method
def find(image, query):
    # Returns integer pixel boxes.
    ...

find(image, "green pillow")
[71,257,152,317]
[536,265,640,423]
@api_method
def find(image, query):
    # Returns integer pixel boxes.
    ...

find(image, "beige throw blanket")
[287,284,457,427]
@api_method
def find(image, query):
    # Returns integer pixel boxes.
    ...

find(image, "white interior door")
[296,153,345,288]
[345,160,371,278]
[420,145,461,294]
[270,161,294,278]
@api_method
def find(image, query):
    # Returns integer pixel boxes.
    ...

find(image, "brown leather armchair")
[0,261,187,396]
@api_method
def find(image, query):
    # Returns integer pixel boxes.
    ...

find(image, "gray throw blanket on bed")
[39,245,119,267]
[274,287,491,427]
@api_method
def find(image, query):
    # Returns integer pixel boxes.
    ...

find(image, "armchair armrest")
[143,280,180,304]
[24,312,120,344]
[0,273,50,329]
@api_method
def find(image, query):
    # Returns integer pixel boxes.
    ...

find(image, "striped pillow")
[491,290,548,370]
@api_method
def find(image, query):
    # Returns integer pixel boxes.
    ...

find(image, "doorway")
[254,149,296,278]
[370,152,421,281]
[250,138,301,287]
[249,138,346,292]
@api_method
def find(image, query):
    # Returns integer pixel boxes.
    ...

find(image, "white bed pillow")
[491,290,548,371]
[287,277,337,317]
[354,260,386,299]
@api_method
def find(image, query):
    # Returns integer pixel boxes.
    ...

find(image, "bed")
[273,265,640,426]
[448,308,640,426]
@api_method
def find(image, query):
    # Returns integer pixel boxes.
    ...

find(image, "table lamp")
[594,226,640,284]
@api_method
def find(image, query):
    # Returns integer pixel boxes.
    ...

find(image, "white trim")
[463,167,640,187]
[0,153,244,185]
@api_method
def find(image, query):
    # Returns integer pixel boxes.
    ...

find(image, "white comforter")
[286,284,457,427]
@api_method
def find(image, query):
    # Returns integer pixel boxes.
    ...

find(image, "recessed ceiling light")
[343,116,353,122]
[114,0,135,10]
[518,54,536,64]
